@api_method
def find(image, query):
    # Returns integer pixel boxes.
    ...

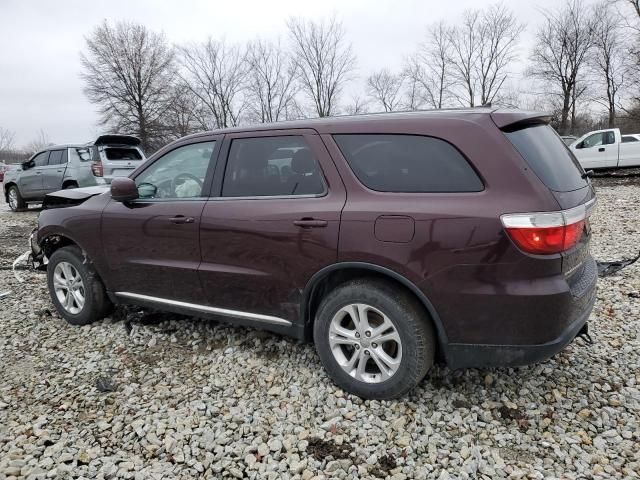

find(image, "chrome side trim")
[114,292,292,326]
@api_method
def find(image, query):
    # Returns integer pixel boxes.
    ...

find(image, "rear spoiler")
[93,135,141,147]
[491,110,552,131]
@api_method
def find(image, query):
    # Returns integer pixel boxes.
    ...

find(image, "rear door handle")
[598,147,605,152]
[169,215,195,224]
[294,218,328,228]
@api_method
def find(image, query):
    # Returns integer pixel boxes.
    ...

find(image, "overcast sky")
[0,0,564,147]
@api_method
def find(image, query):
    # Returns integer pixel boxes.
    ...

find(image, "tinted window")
[48,150,64,165]
[504,124,587,192]
[32,152,49,167]
[104,147,142,160]
[333,134,482,193]
[222,136,325,197]
[622,136,638,143]
[135,142,215,199]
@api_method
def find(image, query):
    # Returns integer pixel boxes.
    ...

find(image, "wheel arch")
[301,262,449,360]
[38,230,110,289]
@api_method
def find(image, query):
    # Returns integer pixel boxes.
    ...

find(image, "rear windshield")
[103,147,142,161]
[504,124,587,192]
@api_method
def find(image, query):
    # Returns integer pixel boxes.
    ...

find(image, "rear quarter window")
[503,124,587,192]
[332,134,483,193]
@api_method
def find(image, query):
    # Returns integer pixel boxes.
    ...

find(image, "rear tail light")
[501,199,595,255]
[91,160,103,177]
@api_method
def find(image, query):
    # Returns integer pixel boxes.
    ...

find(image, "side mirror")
[110,177,139,202]
[575,141,583,149]
[21,160,34,170]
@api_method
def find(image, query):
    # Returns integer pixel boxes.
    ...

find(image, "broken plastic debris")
[12,250,31,283]
[597,251,640,277]
[0,291,11,299]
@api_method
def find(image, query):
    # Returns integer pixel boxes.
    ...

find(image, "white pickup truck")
[569,128,640,169]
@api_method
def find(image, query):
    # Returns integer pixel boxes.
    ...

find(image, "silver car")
[3,135,145,211]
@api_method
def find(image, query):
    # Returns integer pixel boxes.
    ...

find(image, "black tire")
[314,279,436,400]
[7,185,25,211]
[63,182,78,190]
[47,246,112,325]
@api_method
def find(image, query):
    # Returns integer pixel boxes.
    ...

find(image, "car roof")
[181,108,547,140]
[42,144,87,150]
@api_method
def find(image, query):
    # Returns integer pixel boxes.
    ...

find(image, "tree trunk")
[609,106,615,128]
[560,93,571,135]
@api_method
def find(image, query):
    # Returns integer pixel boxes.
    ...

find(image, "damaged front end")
[20,185,110,276]
[12,228,46,282]
[41,185,109,210]
[29,227,47,270]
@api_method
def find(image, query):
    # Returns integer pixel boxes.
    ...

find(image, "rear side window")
[504,124,587,192]
[103,147,142,160]
[332,134,483,193]
[222,136,325,197]
[47,150,64,165]
[622,136,639,143]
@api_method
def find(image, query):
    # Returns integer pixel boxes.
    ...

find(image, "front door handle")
[598,147,605,152]
[169,215,195,224]
[294,218,328,228]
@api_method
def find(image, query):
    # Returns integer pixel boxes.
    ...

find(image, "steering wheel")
[171,173,203,196]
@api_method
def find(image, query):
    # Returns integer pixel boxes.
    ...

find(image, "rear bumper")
[446,292,594,368]
[444,256,597,369]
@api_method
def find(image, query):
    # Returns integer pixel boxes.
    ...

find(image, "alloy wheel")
[8,188,18,210]
[328,303,402,383]
[53,261,86,314]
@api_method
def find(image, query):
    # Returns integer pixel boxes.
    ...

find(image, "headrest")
[236,142,267,171]
[291,149,315,174]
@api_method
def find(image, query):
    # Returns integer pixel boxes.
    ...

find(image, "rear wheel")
[63,182,78,190]
[7,186,25,211]
[47,246,112,325]
[314,279,436,399]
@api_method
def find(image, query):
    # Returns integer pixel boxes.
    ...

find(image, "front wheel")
[47,246,112,325]
[314,279,436,399]
[7,186,25,211]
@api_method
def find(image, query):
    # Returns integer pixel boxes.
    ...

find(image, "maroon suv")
[33,109,597,399]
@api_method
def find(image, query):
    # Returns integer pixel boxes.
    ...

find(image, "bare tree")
[287,16,356,117]
[475,4,524,106]
[164,85,201,139]
[404,22,455,109]
[449,4,522,107]
[246,39,299,123]
[0,127,15,151]
[343,95,370,115]
[590,2,627,127]
[448,10,481,107]
[80,21,176,152]
[26,129,51,154]
[178,39,248,129]
[529,0,594,134]
[366,69,404,112]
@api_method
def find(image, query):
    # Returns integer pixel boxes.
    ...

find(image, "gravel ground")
[0,177,639,480]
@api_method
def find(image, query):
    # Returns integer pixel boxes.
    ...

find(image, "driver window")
[135,142,215,199]
[33,152,49,167]
[582,133,604,148]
